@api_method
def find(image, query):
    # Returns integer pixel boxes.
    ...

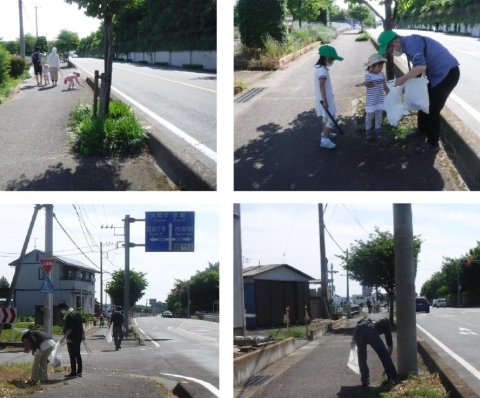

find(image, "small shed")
[243,264,314,329]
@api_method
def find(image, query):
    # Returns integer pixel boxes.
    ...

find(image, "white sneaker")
[320,138,336,149]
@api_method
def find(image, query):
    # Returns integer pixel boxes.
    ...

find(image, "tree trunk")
[100,14,114,117]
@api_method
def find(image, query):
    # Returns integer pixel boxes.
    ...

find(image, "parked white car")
[432,298,447,308]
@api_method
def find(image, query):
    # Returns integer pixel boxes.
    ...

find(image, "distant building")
[8,249,99,316]
[243,264,314,329]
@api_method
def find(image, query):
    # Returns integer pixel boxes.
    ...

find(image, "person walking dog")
[351,314,398,387]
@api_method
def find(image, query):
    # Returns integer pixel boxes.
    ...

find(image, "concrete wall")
[125,51,217,70]
[234,337,296,386]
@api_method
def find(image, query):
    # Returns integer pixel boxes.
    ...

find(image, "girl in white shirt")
[314,45,344,150]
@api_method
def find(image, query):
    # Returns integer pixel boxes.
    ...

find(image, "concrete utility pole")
[18,0,25,58]
[124,215,131,331]
[34,4,41,39]
[44,205,54,336]
[318,204,330,319]
[393,204,418,376]
[100,242,103,314]
[329,263,338,296]
[346,249,351,319]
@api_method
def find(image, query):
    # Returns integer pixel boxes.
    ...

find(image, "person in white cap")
[364,54,389,139]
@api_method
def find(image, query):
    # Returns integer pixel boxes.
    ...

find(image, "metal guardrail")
[203,314,219,323]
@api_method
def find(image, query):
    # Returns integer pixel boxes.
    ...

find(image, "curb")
[418,339,480,398]
[172,381,218,398]
[369,34,480,190]
[83,76,216,191]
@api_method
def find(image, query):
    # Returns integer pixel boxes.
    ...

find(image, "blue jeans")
[354,323,398,385]
[112,325,123,348]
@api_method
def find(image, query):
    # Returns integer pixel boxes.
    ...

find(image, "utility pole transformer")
[393,204,418,376]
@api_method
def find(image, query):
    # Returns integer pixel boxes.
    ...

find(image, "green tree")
[24,34,37,56]
[55,30,80,53]
[237,0,288,48]
[165,262,219,317]
[338,228,422,323]
[0,276,10,288]
[287,0,328,27]
[349,4,371,30]
[35,36,48,53]
[105,269,148,308]
[65,0,137,117]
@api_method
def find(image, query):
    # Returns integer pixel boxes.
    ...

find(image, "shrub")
[182,64,203,70]
[9,56,25,78]
[355,32,370,41]
[155,62,168,66]
[0,45,10,86]
[70,99,147,156]
[137,60,149,64]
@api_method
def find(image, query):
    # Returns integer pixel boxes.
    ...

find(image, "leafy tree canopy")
[55,30,80,53]
[105,269,148,308]
[0,276,10,289]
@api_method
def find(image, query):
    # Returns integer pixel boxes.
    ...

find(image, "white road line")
[161,373,219,397]
[417,323,480,380]
[449,93,480,124]
[137,327,160,348]
[72,63,217,162]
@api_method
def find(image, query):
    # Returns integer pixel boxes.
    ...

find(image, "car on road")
[162,311,172,318]
[432,298,447,308]
[416,297,430,313]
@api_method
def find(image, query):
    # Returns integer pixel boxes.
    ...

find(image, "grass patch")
[379,374,448,398]
[235,24,337,69]
[0,329,22,342]
[70,99,147,157]
[355,32,371,41]
[182,64,203,70]
[252,326,308,340]
[0,71,30,105]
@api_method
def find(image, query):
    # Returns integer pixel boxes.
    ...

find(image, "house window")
[38,268,45,280]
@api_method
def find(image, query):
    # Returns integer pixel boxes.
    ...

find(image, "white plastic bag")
[347,344,360,375]
[384,81,405,127]
[404,74,429,114]
[48,341,62,368]
[105,324,113,343]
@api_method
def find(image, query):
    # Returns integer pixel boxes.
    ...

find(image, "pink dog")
[64,72,81,89]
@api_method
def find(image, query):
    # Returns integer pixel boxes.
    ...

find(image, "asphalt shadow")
[4,160,131,191]
[337,385,379,398]
[234,109,446,191]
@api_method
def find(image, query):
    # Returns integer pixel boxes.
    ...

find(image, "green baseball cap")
[377,30,398,55]
[318,45,344,61]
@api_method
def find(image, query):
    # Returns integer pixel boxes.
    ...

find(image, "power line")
[324,225,344,253]
[281,205,299,264]
[343,204,369,235]
[78,205,99,248]
[53,213,99,270]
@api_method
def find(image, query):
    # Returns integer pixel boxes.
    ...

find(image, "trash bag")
[347,344,360,375]
[384,81,405,127]
[48,341,62,368]
[105,324,113,343]
[404,74,429,114]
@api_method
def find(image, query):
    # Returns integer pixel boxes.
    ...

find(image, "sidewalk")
[234,30,480,190]
[0,63,175,191]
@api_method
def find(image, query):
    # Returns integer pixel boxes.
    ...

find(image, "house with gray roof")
[8,249,99,317]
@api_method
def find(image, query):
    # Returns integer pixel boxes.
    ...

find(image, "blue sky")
[0,204,219,304]
[239,203,480,298]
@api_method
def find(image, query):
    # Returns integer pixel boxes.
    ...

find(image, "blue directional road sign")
[145,212,195,252]
[40,276,55,293]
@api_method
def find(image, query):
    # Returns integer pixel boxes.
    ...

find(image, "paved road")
[71,58,217,181]
[133,316,219,389]
[416,307,480,393]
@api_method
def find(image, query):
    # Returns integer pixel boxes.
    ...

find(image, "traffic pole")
[124,215,130,332]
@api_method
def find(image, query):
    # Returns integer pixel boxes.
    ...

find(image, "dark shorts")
[33,64,42,76]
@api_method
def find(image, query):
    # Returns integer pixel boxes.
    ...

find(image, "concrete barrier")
[234,337,296,386]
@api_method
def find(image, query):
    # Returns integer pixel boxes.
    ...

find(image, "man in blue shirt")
[378,30,460,155]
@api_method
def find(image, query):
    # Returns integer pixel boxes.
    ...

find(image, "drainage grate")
[234,87,266,103]
[242,375,273,386]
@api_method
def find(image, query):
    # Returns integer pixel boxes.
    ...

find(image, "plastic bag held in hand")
[404,74,429,114]
[105,324,113,343]
[384,80,405,127]
[347,343,360,375]
[48,341,63,368]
